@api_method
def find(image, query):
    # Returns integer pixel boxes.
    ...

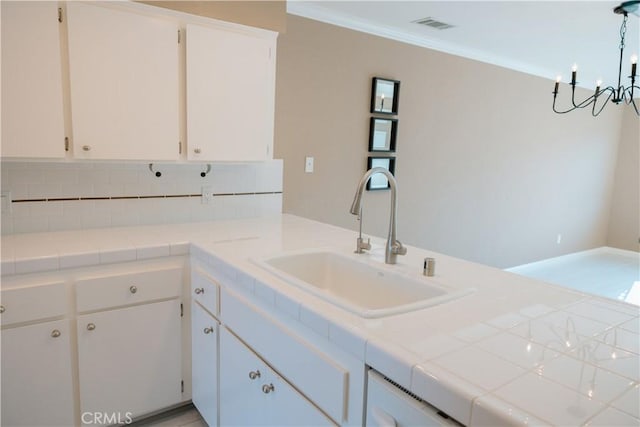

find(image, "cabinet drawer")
[76,267,182,313]
[222,287,348,424]
[1,282,67,326]
[220,326,336,426]
[191,267,219,316]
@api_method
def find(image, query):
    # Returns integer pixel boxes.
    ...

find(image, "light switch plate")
[305,156,314,173]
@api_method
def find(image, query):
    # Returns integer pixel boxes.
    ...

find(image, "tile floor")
[507,247,640,306]
[130,404,206,427]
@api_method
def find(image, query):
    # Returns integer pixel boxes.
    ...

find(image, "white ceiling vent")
[413,17,455,30]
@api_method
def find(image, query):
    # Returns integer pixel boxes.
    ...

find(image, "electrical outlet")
[556,234,562,244]
[201,186,213,204]
[1,191,11,213]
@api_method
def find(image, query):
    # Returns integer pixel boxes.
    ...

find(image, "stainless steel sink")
[255,250,474,318]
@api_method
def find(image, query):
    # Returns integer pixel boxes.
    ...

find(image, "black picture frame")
[368,117,398,152]
[370,77,400,115]
[366,156,396,191]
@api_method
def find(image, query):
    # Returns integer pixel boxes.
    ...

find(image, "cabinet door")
[1,319,75,426]
[77,299,182,423]
[186,23,276,161]
[66,2,179,160]
[191,302,219,427]
[1,1,65,158]
[220,327,335,426]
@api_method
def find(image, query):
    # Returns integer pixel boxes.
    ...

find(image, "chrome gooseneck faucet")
[349,167,407,264]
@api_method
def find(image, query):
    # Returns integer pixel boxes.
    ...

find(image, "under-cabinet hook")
[148,163,162,177]
[200,164,211,178]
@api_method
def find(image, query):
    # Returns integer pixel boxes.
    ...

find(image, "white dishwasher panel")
[366,370,463,427]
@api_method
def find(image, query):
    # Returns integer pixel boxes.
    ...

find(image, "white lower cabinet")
[77,299,182,424]
[1,319,75,426]
[1,258,187,426]
[191,302,219,426]
[219,326,336,426]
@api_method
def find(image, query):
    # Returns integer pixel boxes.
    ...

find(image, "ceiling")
[287,1,640,91]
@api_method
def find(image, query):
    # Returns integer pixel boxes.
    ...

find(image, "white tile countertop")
[2,214,639,426]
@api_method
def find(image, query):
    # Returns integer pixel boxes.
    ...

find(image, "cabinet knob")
[0,305,4,314]
[129,285,137,294]
[194,288,204,295]
[87,323,96,331]
[193,148,201,154]
[262,383,274,394]
[51,329,61,338]
[249,370,261,380]
[203,326,214,334]
[82,145,91,152]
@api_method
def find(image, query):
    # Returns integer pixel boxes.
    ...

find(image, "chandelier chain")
[620,13,628,50]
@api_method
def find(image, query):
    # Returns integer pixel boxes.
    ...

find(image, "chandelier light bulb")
[571,63,578,72]
[556,75,562,83]
[631,54,638,64]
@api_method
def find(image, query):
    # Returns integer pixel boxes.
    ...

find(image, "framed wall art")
[366,156,396,191]
[368,117,398,152]
[370,77,400,115]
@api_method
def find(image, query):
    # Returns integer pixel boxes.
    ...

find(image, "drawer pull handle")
[130,285,137,294]
[51,329,61,338]
[82,145,91,152]
[194,288,204,295]
[203,327,214,334]
[0,305,4,314]
[262,383,274,394]
[87,323,96,331]
[194,148,201,154]
[249,370,261,380]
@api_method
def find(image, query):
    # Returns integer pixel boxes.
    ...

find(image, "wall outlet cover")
[1,191,12,213]
[201,186,213,204]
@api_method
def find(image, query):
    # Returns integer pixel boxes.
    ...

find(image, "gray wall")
[274,15,627,268]
[607,107,640,251]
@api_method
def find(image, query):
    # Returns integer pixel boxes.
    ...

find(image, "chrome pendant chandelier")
[552,0,639,116]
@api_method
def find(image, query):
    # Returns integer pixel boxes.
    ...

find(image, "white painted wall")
[607,107,640,252]
[274,15,626,269]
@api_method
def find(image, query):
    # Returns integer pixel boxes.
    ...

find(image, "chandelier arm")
[554,89,603,113]
[571,86,580,108]
[570,86,594,109]
[573,92,597,109]
[592,90,615,116]
[553,94,580,114]
[630,97,640,116]
[621,84,640,101]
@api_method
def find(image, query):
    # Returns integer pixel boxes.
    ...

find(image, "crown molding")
[286,2,568,86]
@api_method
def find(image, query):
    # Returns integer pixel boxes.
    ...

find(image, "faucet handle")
[355,237,371,254]
[393,241,407,256]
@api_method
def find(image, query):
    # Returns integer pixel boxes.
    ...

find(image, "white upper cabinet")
[186,23,277,161]
[66,3,179,161]
[1,1,66,158]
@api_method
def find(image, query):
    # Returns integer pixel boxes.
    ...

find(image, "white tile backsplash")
[0,160,283,234]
